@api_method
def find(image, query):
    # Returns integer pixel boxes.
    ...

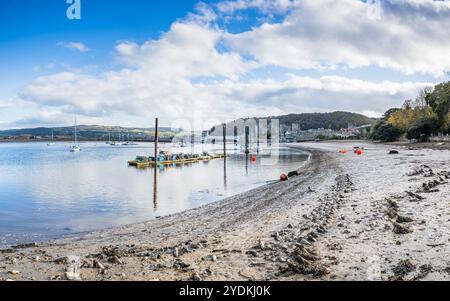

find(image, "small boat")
[106,133,118,146]
[106,132,113,145]
[122,134,129,145]
[47,130,55,146]
[70,119,81,152]
[70,145,81,152]
[122,134,138,146]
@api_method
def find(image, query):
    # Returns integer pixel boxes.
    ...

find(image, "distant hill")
[210,111,376,133]
[272,111,376,131]
[1,112,376,142]
[0,125,183,141]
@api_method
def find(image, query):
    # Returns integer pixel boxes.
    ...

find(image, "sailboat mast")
[74,118,78,145]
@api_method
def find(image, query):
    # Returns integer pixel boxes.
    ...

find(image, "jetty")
[128,118,228,168]
[128,153,227,168]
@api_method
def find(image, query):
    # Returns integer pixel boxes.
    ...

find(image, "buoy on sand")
[280,173,288,181]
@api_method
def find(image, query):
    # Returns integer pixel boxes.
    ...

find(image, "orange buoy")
[280,173,288,181]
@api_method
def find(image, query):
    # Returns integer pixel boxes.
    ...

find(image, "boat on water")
[71,145,81,152]
[106,132,115,145]
[128,151,226,168]
[70,119,81,152]
[47,130,55,146]
[122,141,139,146]
[122,134,138,146]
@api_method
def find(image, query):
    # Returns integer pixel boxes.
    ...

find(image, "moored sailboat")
[70,119,81,152]
[47,130,55,146]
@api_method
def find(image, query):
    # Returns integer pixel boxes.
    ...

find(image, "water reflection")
[245,154,249,176]
[153,167,158,210]
[223,157,227,189]
[0,143,308,247]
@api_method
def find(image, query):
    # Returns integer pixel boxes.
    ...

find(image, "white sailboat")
[70,119,81,152]
[107,132,116,145]
[128,133,138,146]
[122,133,128,146]
[122,133,134,145]
[47,130,55,146]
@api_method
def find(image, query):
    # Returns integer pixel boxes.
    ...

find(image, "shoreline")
[0,141,448,281]
[0,139,172,144]
[385,140,450,151]
[1,146,318,249]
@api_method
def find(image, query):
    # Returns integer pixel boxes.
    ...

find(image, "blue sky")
[0,0,273,101]
[0,0,449,129]
[0,0,202,99]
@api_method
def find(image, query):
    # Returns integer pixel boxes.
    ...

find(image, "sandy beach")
[0,141,448,281]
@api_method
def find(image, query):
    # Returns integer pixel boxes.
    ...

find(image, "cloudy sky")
[0,0,449,129]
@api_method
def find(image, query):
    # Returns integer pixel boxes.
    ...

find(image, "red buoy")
[251,155,257,163]
[280,173,288,181]
[356,149,362,155]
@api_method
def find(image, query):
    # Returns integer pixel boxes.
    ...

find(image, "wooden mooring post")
[222,123,227,157]
[154,118,159,164]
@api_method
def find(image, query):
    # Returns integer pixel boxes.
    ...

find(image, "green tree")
[315,134,326,140]
[426,82,450,130]
[383,108,401,120]
[406,116,440,142]
[331,134,341,140]
[370,120,402,142]
[414,87,433,108]
[443,112,450,135]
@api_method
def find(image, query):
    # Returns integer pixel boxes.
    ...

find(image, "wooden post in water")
[245,126,250,154]
[222,123,227,157]
[256,120,260,153]
[153,166,158,209]
[154,118,159,164]
[223,123,227,187]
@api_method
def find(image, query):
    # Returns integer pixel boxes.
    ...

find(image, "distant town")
[279,123,373,143]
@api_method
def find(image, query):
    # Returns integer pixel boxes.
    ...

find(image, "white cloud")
[223,0,450,76]
[186,1,219,25]
[12,0,448,128]
[114,22,255,80]
[57,42,91,52]
[20,65,432,127]
[2,111,70,129]
[0,102,13,110]
[216,0,298,14]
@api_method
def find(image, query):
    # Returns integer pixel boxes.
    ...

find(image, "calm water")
[0,142,308,247]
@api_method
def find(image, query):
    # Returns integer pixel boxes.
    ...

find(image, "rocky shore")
[0,142,448,281]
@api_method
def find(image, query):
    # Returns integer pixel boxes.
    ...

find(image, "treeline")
[0,125,181,141]
[370,81,450,142]
[274,111,375,130]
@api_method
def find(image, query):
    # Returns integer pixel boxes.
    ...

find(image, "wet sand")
[0,141,449,281]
